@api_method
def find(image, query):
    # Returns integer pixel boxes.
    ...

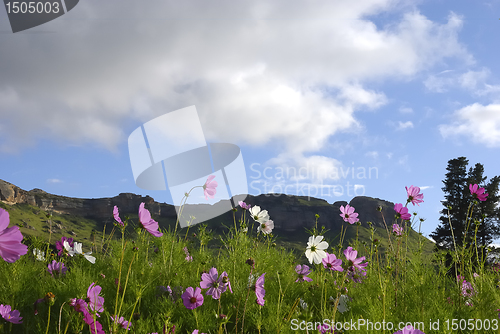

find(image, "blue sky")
[1,0,500,241]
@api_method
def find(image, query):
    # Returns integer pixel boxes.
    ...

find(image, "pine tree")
[430,157,500,250]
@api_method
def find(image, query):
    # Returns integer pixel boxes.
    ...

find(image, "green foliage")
[1,197,500,333]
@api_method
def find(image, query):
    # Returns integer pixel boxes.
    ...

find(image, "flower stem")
[45,305,51,334]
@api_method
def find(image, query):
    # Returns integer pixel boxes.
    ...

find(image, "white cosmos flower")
[257,220,274,234]
[305,235,328,264]
[64,241,96,264]
[33,248,45,261]
[249,206,270,223]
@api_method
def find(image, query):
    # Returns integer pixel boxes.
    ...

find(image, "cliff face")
[0,179,398,231]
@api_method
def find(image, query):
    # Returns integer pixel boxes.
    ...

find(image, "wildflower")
[47,260,67,277]
[305,235,328,264]
[200,267,227,299]
[346,267,367,284]
[470,184,488,202]
[219,271,233,293]
[295,264,313,282]
[138,202,163,237]
[193,330,207,334]
[339,205,359,224]
[249,206,270,223]
[238,201,251,210]
[111,315,131,330]
[0,208,28,263]
[183,247,193,262]
[33,248,46,261]
[254,273,266,305]
[113,206,124,227]
[343,247,368,271]
[473,272,479,278]
[87,282,104,314]
[319,323,336,334]
[70,298,89,315]
[203,175,218,200]
[406,185,424,206]
[0,304,23,324]
[393,325,426,334]
[181,287,204,309]
[394,203,411,221]
[392,223,403,236]
[83,312,105,334]
[322,253,343,272]
[55,236,73,256]
[245,258,255,267]
[461,280,475,298]
[64,241,96,264]
[257,220,274,234]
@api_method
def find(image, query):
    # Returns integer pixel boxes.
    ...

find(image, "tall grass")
[1,192,500,334]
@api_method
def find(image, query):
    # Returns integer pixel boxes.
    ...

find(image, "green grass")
[0,202,499,334]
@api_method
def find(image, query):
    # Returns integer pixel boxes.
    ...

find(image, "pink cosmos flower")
[193,330,207,334]
[238,201,251,210]
[405,185,424,206]
[55,236,74,256]
[394,203,411,221]
[47,260,67,277]
[203,175,218,200]
[83,312,105,334]
[346,267,367,284]
[181,287,204,309]
[343,247,368,271]
[219,271,233,294]
[339,205,359,224]
[183,247,193,262]
[254,273,265,306]
[393,325,425,334]
[392,224,403,236]
[322,253,343,272]
[461,280,475,298]
[200,267,227,300]
[0,304,22,324]
[257,220,274,234]
[70,298,89,316]
[470,184,488,202]
[87,282,104,314]
[111,315,131,330]
[0,208,28,263]
[138,202,163,237]
[295,264,313,282]
[113,206,124,227]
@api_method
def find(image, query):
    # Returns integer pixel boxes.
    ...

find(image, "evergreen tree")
[431,157,500,250]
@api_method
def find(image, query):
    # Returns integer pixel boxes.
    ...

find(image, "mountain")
[0,179,432,254]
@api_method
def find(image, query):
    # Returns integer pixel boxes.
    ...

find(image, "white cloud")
[424,67,500,97]
[397,121,414,130]
[0,1,471,176]
[419,185,432,190]
[399,106,413,113]
[46,179,62,183]
[440,103,500,147]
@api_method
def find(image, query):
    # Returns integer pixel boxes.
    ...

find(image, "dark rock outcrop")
[0,179,398,232]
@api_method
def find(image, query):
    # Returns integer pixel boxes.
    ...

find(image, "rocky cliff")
[0,179,400,232]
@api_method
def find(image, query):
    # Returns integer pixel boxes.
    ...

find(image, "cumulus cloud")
[0,1,471,179]
[399,106,413,113]
[424,68,500,97]
[397,121,414,130]
[440,103,500,147]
